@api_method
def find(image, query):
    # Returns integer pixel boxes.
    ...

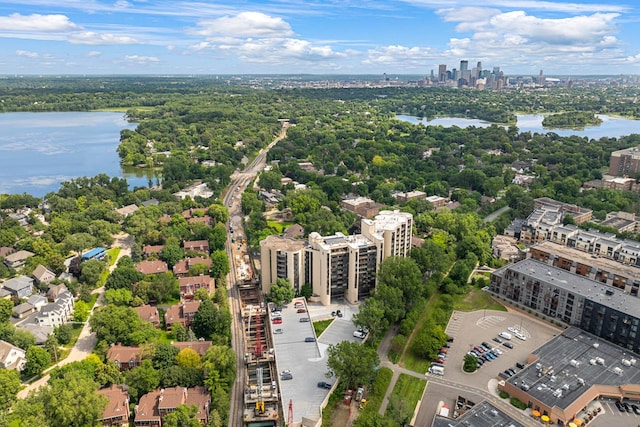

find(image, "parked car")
[317,381,332,389]
[516,362,525,369]
[274,328,284,334]
[503,342,514,349]
[623,402,632,413]
[447,337,454,342]
[631,404,640,415]
[294,301,304,307]
[353,330,366,339]
[514,332,527,341]
[439,348,448,354]
[336,310,343,317]
[492,348,502,355]
[492,337,503,344]
[272,318,282,324]
[435,358,445,364]
[271,310,282,316]
[615,400,625,412]
[297,308,307,313]
[481,341,492,349]
[299,318,310,323]
[281,370,293,380]
[304,337,316,342]
[508,326,518,333]
[331,311,336,317]
[473,346,484,354]
[437,353,447,360]
[503,370,513,377]
[507,368,516,376]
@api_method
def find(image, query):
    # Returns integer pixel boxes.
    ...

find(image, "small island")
[542,111,603,128]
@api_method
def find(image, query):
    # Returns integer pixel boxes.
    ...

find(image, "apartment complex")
[500,327,640,425]
[608,145,640,177]
[490,259,640,353]
[260,210,413,305]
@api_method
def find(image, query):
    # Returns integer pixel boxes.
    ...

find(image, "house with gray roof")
[12,303,35,319]
[2,276,34,298]
[3,250,34,269]
[26,295,47,310]
[32,264,56,286]
[35,290,74,327]
[18,323,53,345]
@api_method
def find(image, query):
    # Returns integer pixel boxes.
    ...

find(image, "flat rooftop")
[505,259,640,318]
[506,327,640,410]
[432,401,525,427]
[532,241,640,280]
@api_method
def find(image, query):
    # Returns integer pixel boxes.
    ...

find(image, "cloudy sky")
[0,0,639,76]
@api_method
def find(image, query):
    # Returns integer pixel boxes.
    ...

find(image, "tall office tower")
[460,60,468,73]
[492,66,500,75]
[477,61,482,74]
[538,69,545,85]
[438,64,447,82]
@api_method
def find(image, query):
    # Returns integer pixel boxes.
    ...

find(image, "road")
[483,205,511,223]
[18,233,133,399]
[226,122,290,427]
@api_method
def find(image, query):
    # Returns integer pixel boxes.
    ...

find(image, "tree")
[300,283,312,299]
[163,405,202,427]
[207,204,229,225]
[79,259,105,287]
[152,342,179,370]
[203,345,236,394]
[160,238,184,268]
[104,265,144,290]
[104,288,134,306]
[0,298,12,323]
[25,346,52,377]
[377,256,423,310]
[90,305,149,345]
[176,348,201,369]
[192,300,230,343]
[42,370,107,427]
[0,369,21,410]
[54,324,72,345]
[267,278,295,306]
[410,319,448,360]
[44,334,60,363]
[463,354,478,372]
[125,359,161,401]
[352,297,388,339]
[73,300,91,322]
[210,250,230,279]
[326,341,379,389]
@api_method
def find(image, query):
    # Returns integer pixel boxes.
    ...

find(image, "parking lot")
[431,309,561,392]
[588,399,640,427]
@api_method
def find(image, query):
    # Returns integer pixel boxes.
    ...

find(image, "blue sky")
[0,0,639,76]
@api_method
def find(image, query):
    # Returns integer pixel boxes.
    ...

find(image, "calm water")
[396,114,640,139]
[0,112,155,197]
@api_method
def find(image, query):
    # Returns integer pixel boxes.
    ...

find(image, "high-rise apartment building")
[608,145,640,177]
[260,210,413,305]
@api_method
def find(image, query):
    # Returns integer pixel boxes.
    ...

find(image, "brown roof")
[0,247,14,257]
[165,301,201,325]
[173,257,211,275]
[132,305,160,325]
[135,260,168,275]
[142,245,164,256]
[181,208,207,219]
[188,216,212,226]
[97,385,130,422]
[106,344,142,365]
[157,387,187,409]
[183,240,209,253]
[178,276,213,287]
[171,340,212,356]
[135,390,161,423]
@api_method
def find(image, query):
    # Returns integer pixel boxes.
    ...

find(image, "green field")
[384,374,426,422]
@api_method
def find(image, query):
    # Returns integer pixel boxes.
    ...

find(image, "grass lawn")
[314,319,334,338]
[454,287,506,312]
[59,323,85,360]
[399,295,440,373]
[267,221,294,233]
[384,374,426,419]
[106,248,121,267]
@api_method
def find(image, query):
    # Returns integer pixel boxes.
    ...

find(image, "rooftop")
[432,401,525,427]
[507,327,640,410]
[502,259,640,319]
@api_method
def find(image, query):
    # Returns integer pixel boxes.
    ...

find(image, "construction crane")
[287,399,293,426]
[254,311,264,358]
[255,367,265,415]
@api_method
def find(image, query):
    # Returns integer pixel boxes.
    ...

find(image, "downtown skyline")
[0,0,639,76]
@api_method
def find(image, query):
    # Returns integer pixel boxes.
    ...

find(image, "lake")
[396,114,640,139]
[0,112,156,197]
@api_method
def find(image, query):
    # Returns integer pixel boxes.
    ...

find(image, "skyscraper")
[438,64,447,82]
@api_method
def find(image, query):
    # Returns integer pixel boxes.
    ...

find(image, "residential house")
[183,240,209,254]
[340,196,384,218]
[135,260,169,275]
[34,290,74,327]
[0,339,26,370]
[133,304,161,328]
[426,195,450,209]
[172,257,211,276]
[491,235,523,262]
[165,301,201,331]
[142,245,164,258]
[12,303,35,319]
[134,386,210,427]
[46,283,68,302]
[115,204,139,217]
[140,198,159,207]
[97,384,130,427]
[32,264,56,286]
[171,340,212,356]
[173,182,213,200]
[2,276,34,298]
[26,294,48,310]
[181,208,207,219]
[392,190,427,203]
[0,247,14,258]
[3,250,34,269]
[188,215,213,227]
[178,276,214,299]
[283,224,304,240]
[18,323,53,345]
[107,344,143,371]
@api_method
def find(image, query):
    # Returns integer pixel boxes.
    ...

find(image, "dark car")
[504,370,513,377]
[615,400,625,412]
[297,308,307,313]
[336,310,343,317]
[507,368,516,376]
[304,337,316,342]
[281,371,293,380]
[317,381,332,389]
[503,342,514,349]
[299,317,310,322]
[631,404,640,415]
[447,337,454,342]
[623,402,632,412]
[516,362,525,369]
[481,341,492,349]
[492,337,502,344]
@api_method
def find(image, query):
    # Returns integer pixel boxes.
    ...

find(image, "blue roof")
[82,247,106,259]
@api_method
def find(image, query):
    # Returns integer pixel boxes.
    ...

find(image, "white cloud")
[0,13,81,32]
[86,50,101,57]
[69,31,138,45]
[364,45,435,66]
[193,12,294,38]
[123,55,159,64]
[403,0,628,14]
[15,50,39,58]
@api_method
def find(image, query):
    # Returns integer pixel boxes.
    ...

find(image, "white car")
[492,348,503,355]
[353,330,366,339]
[508,326,518,333]
[515,332,527,341]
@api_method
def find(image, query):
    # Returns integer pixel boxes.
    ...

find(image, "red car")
[297,308,307,313]
[272,318,282,324]
[435,358,445,364]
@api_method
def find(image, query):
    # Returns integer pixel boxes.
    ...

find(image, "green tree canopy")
[267,278,295,306]
[326,341,379,389]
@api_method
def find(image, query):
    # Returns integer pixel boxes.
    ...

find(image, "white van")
[499,331,512,340]
[429,366,444,376]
